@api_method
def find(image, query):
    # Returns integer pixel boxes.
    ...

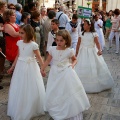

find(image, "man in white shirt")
[56,5,70,30]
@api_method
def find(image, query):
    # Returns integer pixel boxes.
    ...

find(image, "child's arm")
[7,52,19,74]
[71,55,77,68]
[41,53,52,75]
[34,49,44,67]
[76,37,81,56]
[94,36,102,56]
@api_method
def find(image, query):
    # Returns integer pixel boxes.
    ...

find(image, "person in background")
[40,7,48,25]
[94,14,105,51]
[65,14,81,52]
[7,3,15,11]
[31,10,44,55]
[28,2,37,15]
[56,5,70,30]
[46,19,59,52]
[43,10,56,57]
[0,1,7,90]
[105,12,112,40]
[20,12,31,25]
[15,3,22,25]
[3,9,20,63]
[108,9,120,54]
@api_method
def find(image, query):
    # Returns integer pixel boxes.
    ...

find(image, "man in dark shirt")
[0,1,7,89]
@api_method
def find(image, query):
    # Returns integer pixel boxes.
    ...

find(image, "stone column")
[99,0,102,10]
[69,0,72,11]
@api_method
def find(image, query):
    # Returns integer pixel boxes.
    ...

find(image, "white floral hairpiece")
[85,19,91,24]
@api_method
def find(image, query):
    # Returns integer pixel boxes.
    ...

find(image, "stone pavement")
[0,41,120,120]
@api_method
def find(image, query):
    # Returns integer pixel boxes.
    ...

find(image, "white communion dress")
[45,46,90,120]
[7,40,45,120]
[75,32,114,93]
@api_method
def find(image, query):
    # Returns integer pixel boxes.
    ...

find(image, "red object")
[5,23,20,62]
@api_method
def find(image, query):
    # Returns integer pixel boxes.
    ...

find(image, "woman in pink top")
[108,9,120,54]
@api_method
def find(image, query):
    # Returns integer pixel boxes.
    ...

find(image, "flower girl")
[41,30,90,120]
[7,24,45,120]
[75,19,114,93]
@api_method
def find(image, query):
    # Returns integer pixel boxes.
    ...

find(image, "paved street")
[0,41,120,120]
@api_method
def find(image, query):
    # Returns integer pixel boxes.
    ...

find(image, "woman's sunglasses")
[9,8,15,10]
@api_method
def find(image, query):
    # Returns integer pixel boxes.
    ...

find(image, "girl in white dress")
[94,14,105,50]
[75,19,114,93]
[7,24,45,120]
[41,30,90,120]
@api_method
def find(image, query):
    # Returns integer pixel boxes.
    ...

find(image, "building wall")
[106,0,120,12]
[76,0,120,12]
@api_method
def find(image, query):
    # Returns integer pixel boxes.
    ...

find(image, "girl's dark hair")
[20,24,35,42]
[82,19,95,35]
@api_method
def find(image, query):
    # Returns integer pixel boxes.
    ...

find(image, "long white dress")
[94,19,105,50]
[7,40,45,120]
[45,46,90,120]
[75,32,114,93]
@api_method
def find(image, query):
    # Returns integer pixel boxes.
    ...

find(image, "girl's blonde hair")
[56,30,71,48]
[20,24,35,42]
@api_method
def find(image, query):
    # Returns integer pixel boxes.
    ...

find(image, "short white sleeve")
[70,48,75,57]
[93,32,98,38]
[16,40,21,46]
[32,42,39,50]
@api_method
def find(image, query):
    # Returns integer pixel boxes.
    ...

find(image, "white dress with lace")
[7,40,45,120]
[75,32,114,93]
[45,46,90,120]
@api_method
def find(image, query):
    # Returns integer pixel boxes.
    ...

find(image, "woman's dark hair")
[31,10,40,19]
[21,12,30,22]
[82,19,95,35]
[28,2,36,10]
[48,10,56,19]
[114,9,120,15]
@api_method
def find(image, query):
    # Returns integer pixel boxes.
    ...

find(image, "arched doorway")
[92,0,106,12]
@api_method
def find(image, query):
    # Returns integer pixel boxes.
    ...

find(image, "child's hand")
[68,64,74,69]
[40,69,46,77]
[97,50,102,56]
[7,67,14,74]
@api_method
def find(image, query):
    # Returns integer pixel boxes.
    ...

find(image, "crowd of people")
[0,0,119,120]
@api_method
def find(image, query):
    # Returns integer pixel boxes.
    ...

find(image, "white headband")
[85,19,91,24]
